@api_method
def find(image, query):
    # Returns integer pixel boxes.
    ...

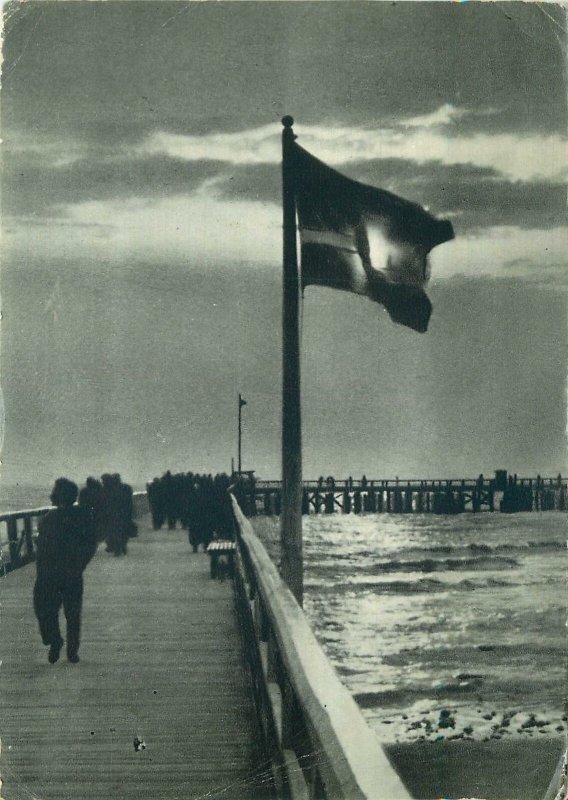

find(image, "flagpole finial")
[282,115,294,128]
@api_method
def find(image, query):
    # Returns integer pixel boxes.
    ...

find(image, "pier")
[248,472,567,517]
[0,498,267,799]
[0,493,410,799]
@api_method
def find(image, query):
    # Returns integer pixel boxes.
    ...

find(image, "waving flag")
[290,142,454,332]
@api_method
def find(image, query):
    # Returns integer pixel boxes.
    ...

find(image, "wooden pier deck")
[0,516,269,799]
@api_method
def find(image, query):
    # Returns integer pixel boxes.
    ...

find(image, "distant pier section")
[243,471,567,516]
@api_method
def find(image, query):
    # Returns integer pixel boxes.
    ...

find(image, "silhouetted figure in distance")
[79,476,104,542]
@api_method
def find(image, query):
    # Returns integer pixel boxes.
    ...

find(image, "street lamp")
[238,394,247,474]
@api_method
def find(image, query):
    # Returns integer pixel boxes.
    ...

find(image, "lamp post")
[238,394,246,474]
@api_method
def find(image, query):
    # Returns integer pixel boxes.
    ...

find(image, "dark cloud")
[214,164,280,206]
[3,152,224,216]
[351,160,567,232]
[216,158,566,232]
[5,136,564,233]
[437,106,567,138]
[2,1,565,152]
[501,258,568,287]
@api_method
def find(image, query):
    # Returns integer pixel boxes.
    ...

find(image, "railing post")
[7,519,19,567]
[376,490,383,512]
[281,679,302,751]
[24,516,34,559]
[353,490,362,514]
[264,493,272,515]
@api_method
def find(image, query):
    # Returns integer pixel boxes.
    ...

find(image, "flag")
[239,396,247,408]
[289,142,454,332]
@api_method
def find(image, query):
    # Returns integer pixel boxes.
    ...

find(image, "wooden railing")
[230,495,411,800]
[0,507,50,575]
[0,492,149,576]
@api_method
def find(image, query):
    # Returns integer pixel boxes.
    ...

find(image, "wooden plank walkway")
[0,517,271,799]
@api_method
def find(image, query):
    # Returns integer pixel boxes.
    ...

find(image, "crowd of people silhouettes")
[33,470,239,664]
[146,471,236,551]
[79,473,136,556]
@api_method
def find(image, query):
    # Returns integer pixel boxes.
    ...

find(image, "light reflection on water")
[253,511,566,742]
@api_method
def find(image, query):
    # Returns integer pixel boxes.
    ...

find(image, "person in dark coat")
[117,475,135,549]
[33,478,97,664]
[187,481,203,552]
[79,476,104,542]
[147,477,165,530]
[101,474,125,556]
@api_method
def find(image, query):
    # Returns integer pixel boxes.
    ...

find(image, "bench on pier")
[206,539,236,579]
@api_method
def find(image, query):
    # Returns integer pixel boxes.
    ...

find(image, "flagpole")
[280,115,303,606]
[238,393,243,473]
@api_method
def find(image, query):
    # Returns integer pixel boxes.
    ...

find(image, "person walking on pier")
[79,476,104,542]
[33,478,97,664]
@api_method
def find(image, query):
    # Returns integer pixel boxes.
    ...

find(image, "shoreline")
[362,699,566,746]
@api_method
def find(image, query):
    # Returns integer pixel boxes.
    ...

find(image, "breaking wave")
[305,576,514,594]
[370,556,519,573]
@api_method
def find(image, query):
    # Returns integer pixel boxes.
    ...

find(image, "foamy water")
[253,511,566,745]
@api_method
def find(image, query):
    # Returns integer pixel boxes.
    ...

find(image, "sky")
[1,1,567,489]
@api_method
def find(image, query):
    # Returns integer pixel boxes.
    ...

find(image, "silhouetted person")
[101,474,127,555]
[117,475,135,547]
[100,474,115,551]
[162,471,178,529]
[147,477,165,529]
[79,476,104,542]
[33,478,96,664]
[187,481,202,552]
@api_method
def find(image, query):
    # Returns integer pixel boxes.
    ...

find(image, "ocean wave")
[340,541,566,560]
[370,556,519,573]
[305,576,515,594]
[354,682,486,709]
[353,669,564,709]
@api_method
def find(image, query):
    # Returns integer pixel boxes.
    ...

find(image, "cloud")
[5,109,565,270]
[213,158,566,233]
[140,125,280,168]
[399,104,468,129]
[501,256,568,287]
[4,192,283,267]
[5,182,566,291]
[139,116,567,182]
[2,151,226,216]
[6,103,565,229]
[430,225,567,288]
[353,160,567,233]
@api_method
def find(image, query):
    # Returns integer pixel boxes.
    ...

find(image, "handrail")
[0,507,50,575]
[256,475,566,488]
[0,492,148,576]
[230,495,411,800]
[0,506,53,522]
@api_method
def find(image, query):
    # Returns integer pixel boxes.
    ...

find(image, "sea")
[252,510,566,794]
[0,484,54,515]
